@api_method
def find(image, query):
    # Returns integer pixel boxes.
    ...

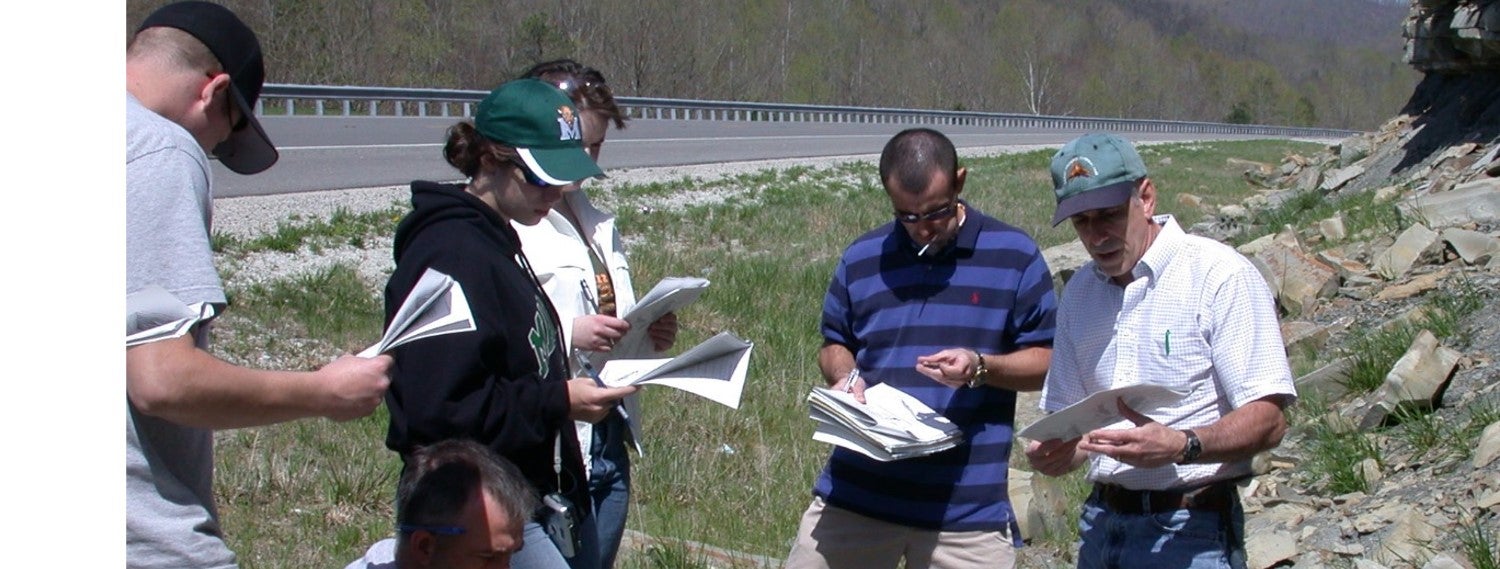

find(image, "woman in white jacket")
[513,59,678,569]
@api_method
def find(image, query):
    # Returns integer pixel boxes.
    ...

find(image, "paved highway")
[213,116,1273,197]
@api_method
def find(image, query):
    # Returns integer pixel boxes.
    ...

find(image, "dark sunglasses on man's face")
[894,201,958,224]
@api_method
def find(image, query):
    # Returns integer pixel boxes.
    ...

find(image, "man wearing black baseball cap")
[126,3,392,567]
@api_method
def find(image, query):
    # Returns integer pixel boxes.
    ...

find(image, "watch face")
[1179,430,1202,464]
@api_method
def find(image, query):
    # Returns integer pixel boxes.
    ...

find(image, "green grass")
[1297,410,1382,494]
[1458,515,1500,569]
[214,205,406,255]
[208,139,1326,567]
[1338,280,1486,395]
[1229,180,1405,248]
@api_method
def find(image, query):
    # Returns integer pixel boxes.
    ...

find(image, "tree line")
[126,0,1420,130]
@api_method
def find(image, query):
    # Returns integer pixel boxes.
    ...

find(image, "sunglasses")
[510,159,563,189]
[894,201,958,224]
[398,524,466,536]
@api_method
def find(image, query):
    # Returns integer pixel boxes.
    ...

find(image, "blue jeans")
[589,412,632,568]
[512,513,602,569]
[1076,490,1246,569]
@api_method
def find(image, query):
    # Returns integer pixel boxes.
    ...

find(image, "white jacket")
[513,189,643,464]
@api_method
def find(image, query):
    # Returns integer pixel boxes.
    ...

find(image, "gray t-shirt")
[125,92,235,569]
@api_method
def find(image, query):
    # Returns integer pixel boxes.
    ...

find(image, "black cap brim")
[212,86,277,175]
[1050,179,1136,226]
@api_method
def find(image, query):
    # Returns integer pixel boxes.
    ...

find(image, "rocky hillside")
[1013,4,1500,563]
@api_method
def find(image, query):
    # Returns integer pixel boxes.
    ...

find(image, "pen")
[580,279,599,312]
[576,351,606,388]
[577,351,631,421]
[844,368,861,393]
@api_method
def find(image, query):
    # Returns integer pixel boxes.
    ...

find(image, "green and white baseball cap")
[1048,132,1148,226]
[475,78,604,185]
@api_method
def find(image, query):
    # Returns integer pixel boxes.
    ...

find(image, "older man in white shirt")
[1024,133,1296,569]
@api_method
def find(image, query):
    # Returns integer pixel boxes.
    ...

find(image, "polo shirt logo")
[557,106,581,141]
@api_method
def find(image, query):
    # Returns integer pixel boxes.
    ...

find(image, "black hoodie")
[383,181,587,513]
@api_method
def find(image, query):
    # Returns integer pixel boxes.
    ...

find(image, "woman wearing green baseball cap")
[382,78,625,569]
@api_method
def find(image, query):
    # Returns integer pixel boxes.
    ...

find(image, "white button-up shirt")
[1040,215,1296,490]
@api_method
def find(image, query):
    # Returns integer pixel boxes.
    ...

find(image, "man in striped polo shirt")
[1025,133,1296,568]
[785,128,1058,569]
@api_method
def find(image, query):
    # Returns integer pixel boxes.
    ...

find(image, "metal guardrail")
[258,83,1360,139]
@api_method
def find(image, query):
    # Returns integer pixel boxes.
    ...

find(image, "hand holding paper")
[126,285,218,347]
[610,277,709,359]
[359,268,477,357]
[597,331,751,409]
[1017,383,1188,442]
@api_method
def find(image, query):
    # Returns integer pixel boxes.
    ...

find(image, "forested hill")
[126,0,1418,130]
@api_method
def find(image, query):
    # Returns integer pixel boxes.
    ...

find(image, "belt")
[1091,481,1237,515]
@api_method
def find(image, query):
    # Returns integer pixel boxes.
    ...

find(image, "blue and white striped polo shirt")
[814,202,1057,532]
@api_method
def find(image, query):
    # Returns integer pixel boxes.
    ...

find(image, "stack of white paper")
[358,268,477,357]
[126,285,217,347]
[807,383,963,462]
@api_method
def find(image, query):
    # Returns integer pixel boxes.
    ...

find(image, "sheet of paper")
[611,277,710,359]
[598,331,751,409]
[1017,383,1189,441]
[125,285,217,347]
[359,268,477,357]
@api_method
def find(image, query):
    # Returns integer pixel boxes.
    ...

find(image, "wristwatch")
[1176,429,1202,464]
[967,350,987,389]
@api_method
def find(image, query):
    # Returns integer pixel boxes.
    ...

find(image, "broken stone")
[1322,164,1366,192]
[1296,357,1354,401]
[1254,241,1339,317]
[1440,227,1499,264]
[1373,269,1448,301]
[1177,193,1204,210]
[1373,511,1437,566]
[1238,233,1278,257]
[1339,136,1374,167]
[1374,185,1404,203]
[1042,239,1090,291]
[1359,330,1462,429]
[1423,554,1467,569]
[1371,223,1440,280]
[1398,178,1500,228]
[1360,458,1383,491]
[1476,421,1500,469]
[1220,204,1249,219]
[1319,216,1347,242]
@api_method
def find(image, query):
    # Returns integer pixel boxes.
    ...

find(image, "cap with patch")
[138,1,278,175]
[474,79,604,185]
[1048,132,1147,226]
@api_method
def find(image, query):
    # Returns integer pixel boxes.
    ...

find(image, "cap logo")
[557,106,581,141]
[1065,157,1096,182]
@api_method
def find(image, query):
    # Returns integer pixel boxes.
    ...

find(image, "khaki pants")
[783,496,1016,569]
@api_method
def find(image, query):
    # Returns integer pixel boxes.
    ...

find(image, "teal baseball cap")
[1048,133,1148,226]
[475,78,604,185]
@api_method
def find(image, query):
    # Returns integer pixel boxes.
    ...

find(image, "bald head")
[879,128,958,195]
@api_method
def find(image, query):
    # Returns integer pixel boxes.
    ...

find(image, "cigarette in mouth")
[917,243,932,256]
